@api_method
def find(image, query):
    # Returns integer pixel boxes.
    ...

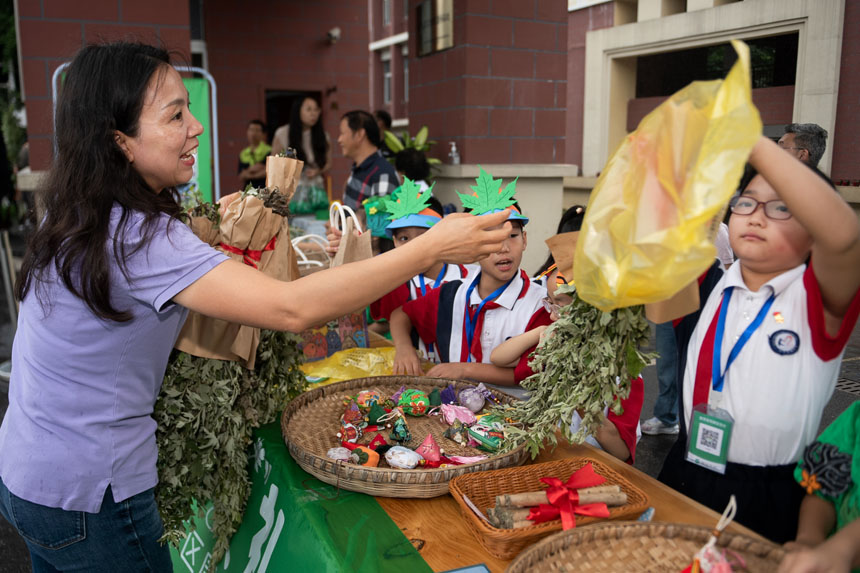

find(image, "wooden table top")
[377,440,766,572]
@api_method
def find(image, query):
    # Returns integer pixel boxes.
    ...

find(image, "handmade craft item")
[468,415,506,452]
[350,446,380,468]
[367,434,388,450]
[337,421,363,444]
[447,455,487,465]
[415,434,442,462]
[428,388,442,407]
[341,400,366,427]
[382,178,440,237]
[365,402,389,425]
[326,447,352,462]
[440,384,457,404]
[391,385,407,404]
[680,496,742,572]
[525,464,611,530]
[398,389,430,416]
[441,403,477,426]
[385,446,423,469]
[443,420,471,446]
[355,390,381,409]
[458,386,485,413]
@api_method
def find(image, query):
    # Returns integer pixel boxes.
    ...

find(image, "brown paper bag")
[265,155,304,202]
[298,211,371,361]
[175,195,298,369]
[330,217,372,268]
[189,216,220,247]
[644,280,700,323]
[545,231,579,279]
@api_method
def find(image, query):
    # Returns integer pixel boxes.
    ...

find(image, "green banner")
[179,78,213,203]
[169,422,431,573]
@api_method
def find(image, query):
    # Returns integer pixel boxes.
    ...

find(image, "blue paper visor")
[385,213,442,238]
[482,207,529,226]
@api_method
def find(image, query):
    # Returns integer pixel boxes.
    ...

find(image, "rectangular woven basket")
[448,457,650,559]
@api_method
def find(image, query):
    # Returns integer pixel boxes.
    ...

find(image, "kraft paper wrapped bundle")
[174,160,302,369]
[265,154,304,201]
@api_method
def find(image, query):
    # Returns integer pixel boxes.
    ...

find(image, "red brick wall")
[626,85,796,132]
[565,2,614,173]
[409,0,568,164]
[831,0,859,182]
[204,0,368,196]
[17,0,191,170]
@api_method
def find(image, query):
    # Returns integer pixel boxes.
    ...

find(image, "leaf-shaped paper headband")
[457,166,528,225]
[384,177,442,237]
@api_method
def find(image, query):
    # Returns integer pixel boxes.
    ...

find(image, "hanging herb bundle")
[494,284,654,458]
[154,329,306,564]
[242,185,290,217]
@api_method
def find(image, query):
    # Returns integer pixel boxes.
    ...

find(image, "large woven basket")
[448,457,649,559]
[507,521,785,572]
[281,376,530,498]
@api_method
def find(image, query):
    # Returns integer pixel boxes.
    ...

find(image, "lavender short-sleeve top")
[0,208,228,512]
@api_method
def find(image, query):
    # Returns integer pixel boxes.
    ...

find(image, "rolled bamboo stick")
[495,484,623,508]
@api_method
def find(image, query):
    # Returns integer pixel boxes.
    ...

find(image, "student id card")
[686,400,734,475]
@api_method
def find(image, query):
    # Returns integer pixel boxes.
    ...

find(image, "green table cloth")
[169,421,431,572]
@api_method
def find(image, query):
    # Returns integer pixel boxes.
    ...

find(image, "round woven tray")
[506,521,785,572]
[281,376,530,498]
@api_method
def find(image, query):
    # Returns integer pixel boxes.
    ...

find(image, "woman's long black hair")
[15,42,184,322]
[288,97,328,169]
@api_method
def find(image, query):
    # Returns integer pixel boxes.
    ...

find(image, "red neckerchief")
[692,292,724,408]
[461,270,531,362]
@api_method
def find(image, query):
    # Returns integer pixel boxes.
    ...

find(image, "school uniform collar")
[468,269,530,310]
[722,261,806,298]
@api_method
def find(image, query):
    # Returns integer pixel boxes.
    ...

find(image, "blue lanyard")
[464,273,515,362]
[418,264,447,297]
[712,287,776,392]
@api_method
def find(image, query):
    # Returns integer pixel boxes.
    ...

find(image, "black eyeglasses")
[729,196,792,220]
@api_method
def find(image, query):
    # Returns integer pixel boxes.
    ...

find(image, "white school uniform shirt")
[409,263,479,362]
[682,262,859,466]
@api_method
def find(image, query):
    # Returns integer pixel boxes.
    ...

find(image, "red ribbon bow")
[527,463,611,530]
[219,235,277,269]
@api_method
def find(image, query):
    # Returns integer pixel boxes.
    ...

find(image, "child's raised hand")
[393,347,423,376]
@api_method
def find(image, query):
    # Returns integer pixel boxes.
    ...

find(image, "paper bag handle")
[329,201,364,235]
[291,234,331,268]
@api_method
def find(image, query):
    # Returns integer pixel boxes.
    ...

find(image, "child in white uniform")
[658,136,860,543]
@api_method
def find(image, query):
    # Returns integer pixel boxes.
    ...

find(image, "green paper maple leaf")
[457,166,518,214]
[385,177,436,221]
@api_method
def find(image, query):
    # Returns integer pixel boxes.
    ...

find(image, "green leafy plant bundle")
[154,329,306,568]
[494,285,654,458]
[457,166,518,215]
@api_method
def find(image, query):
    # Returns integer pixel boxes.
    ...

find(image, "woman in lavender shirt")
[0,42,512,572]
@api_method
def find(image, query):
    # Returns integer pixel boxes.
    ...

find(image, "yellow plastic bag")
[574,40,761,312]
[299,347,434,389]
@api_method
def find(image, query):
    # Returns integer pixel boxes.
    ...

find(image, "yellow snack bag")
[574,40,761,311]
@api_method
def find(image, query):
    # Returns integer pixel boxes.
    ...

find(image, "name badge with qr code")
[686,405,734,475]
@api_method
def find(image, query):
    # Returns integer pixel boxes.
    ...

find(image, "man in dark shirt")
[338,110,398,210]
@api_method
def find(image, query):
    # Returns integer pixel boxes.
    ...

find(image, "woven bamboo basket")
[281,376,530,498]
[448,457,649,559]
[507,521,785,572]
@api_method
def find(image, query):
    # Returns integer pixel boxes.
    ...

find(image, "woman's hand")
[393,347,423,376]
[418,210,512,265]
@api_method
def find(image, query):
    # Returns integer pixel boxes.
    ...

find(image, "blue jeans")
[0,477,172,572]
[653,321,679,425]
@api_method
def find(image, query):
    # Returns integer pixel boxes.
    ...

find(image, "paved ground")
[0,241,857,569]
